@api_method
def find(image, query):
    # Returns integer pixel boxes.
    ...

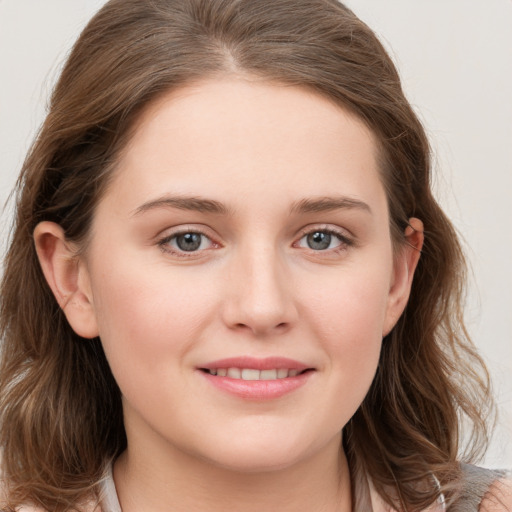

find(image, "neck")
[113,432,352,512]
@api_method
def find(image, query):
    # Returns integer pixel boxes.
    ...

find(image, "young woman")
[0,0,510,511]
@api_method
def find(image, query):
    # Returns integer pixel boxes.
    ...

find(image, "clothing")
[99,468,121,512]
[98,464,508,512]
[451,464,508,512]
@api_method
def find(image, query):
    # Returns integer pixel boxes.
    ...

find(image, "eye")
[303,231,336,250]
[159,231,214,254]
[296,228,352,251]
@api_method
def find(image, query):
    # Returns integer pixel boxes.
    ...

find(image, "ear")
[33,221,99,339]
[382,217,424,337]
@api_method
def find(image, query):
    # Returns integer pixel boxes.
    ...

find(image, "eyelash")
[157,228,216,258]
[157,226,354,258]
[295,226,354,254]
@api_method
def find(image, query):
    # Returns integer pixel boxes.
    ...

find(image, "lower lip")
[200,371,313,400]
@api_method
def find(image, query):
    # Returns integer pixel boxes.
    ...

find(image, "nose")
[221,245,298,337]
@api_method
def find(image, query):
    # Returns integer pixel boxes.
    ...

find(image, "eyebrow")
[290,196,372,215]
[132,194,372,217]
[132,195,233,217]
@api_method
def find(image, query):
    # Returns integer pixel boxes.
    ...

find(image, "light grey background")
[1,0,511,468]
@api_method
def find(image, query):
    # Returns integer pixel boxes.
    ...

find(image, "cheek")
[300,262,390,382]
[304,262,390,335]
[88,254,220,379]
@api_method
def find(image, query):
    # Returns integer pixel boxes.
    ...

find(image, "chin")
[195,430,333,474]
[209,449,306,474]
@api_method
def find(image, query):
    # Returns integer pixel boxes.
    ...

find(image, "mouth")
[199,367,313,380]
[197,357,315,399]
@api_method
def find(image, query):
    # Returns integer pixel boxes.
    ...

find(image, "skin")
[35,77,425,512]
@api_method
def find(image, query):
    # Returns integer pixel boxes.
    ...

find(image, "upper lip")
[199,356,313,371]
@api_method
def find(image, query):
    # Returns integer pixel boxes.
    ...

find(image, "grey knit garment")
[350,463,507,511]
[450,463,508,511]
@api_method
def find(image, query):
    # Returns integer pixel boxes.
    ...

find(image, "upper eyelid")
[156,226,219,254]
[294,225,357,252]
[155,224,354,249]
[296,224,354,239]
[156,224,217,240]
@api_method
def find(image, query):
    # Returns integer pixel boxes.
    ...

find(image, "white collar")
[98,464,122,512]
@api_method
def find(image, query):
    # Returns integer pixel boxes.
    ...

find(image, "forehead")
[106,77,384,215]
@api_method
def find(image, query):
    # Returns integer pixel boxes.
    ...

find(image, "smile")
[198,357,315,400]
[202,368,305,380]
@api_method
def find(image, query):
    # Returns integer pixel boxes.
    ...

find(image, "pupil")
[307,232,331,250]
[177,233,202,251]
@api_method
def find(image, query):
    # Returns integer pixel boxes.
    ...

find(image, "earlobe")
[33,221,99,339]
[382,217,424,337]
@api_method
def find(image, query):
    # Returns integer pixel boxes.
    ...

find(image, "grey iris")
[307,232,331,250]
[176,233,202,251]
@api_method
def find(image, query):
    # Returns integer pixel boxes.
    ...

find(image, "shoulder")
[0,497,102,512]
[479,476,512,512]
[10,504,102,512]
[1,474,102,512]
[8,507,45,512]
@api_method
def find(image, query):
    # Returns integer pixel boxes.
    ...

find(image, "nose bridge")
[223,239,296,335]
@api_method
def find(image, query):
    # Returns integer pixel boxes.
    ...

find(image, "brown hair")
[0,0,493,510]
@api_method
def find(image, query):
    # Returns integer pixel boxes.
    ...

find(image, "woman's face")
[70,78,418,472]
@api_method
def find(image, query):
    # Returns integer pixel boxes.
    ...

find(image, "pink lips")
[198,356,314,400]
[202,356,310,371]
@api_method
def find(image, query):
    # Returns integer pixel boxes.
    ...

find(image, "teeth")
[208,368,304,380]
[241,369,260,380]
[227,367,241,379]
[260,369,277,380]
